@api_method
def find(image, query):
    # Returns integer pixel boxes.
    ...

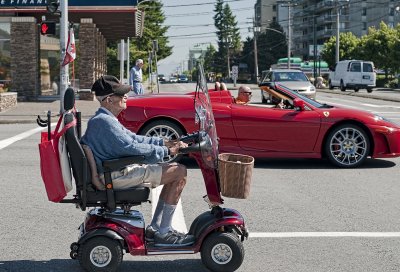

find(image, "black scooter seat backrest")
[64,112,92,190]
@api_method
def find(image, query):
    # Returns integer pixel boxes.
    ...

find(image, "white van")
[329,60,376,93]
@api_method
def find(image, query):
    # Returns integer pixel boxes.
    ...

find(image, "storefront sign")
[0,0,138,7]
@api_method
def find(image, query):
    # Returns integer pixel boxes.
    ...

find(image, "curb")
[316,88,400,103]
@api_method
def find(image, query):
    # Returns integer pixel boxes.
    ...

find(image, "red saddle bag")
[38,115,75,202]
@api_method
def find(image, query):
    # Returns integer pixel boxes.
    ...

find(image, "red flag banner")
[62,28,76,66]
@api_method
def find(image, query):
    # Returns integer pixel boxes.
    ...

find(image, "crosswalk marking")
[250,232,400,238]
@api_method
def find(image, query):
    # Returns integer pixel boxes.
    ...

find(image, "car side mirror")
[293,98,305,111]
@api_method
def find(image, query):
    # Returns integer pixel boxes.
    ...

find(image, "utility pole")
[59,0,68,112]
[224,36,232,80]
[336,0,349,64]
[287,3,291,69]
[335,5,340,64]
[119,39,125,83]
[126,37,130,84]
[252,19,260,83]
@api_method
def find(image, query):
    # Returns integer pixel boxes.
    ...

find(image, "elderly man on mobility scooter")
[81,75,195,246]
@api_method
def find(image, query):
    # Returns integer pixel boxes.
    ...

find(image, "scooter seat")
[85,186,150,205]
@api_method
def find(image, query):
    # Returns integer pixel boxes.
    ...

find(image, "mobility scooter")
[38,65,249,271]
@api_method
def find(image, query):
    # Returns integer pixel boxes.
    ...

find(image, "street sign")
[231,65,238,79]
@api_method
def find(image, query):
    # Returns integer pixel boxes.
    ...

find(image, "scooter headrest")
[64,88,75,111]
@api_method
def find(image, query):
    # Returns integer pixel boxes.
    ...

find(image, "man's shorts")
[102,164,163,190]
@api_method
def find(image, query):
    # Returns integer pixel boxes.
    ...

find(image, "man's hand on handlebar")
[167,141,188,155]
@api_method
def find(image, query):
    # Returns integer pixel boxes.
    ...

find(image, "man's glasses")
[243,91,252,95]
[101,93,126,101]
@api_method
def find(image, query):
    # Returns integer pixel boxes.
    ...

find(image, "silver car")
[260,69,316,103]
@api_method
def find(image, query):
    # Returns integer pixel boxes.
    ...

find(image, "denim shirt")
[130,66,142,85]
[81,107,168,173]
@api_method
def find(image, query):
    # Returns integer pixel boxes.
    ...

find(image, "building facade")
[256,0,400,61]
[0,0,143,100]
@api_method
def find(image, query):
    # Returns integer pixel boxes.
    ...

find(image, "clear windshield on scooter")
[194,64,219,169]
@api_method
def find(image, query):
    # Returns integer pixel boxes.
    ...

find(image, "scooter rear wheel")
[201,232,244,272]
[78,236,123,272]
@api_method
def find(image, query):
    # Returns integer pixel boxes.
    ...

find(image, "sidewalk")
[0,99,99,124]
[0,86,399,124]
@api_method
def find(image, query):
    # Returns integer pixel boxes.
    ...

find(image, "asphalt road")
[1,85,400,271]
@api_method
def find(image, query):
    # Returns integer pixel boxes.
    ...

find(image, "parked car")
[260,69,316,103]
[328,60,376,93]
[118,83,400,168]
[157,74,166,82]
[169,76,178,83]
[178,75,189,83]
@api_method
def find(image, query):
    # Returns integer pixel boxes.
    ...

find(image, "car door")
[231,105,321,153]
[361,62,375,86]
[349,61,362,85]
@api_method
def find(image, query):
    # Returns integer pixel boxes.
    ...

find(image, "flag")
[62,28,76,66]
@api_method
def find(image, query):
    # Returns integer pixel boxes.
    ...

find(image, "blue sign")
[0,0,138,7]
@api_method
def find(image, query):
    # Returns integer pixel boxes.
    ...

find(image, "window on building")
[389,7,395,16]
[0,21,11,92]
[363,22,367,30]
[273,5,276,12]
[362,8,367,16]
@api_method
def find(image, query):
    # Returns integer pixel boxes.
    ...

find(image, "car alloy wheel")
[140,120,183,162]
[326,124,370,167]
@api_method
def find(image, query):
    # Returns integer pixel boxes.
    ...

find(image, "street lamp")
[335,0,349,64]
[223,36,232,80]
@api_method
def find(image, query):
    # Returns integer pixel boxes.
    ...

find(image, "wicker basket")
[218,153,254,199]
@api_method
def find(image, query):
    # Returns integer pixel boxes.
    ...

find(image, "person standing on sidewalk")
[129,59,144,95]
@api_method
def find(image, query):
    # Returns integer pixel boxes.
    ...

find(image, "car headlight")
[310,86,316,92]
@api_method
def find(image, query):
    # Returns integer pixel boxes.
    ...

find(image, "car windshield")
[275,84,331,108]
[274,71,308,82]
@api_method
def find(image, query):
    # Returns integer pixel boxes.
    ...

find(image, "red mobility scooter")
[39,66,249,272]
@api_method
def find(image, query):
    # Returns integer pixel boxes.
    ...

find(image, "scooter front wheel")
[201,232,244,272]
[78,236,123,272]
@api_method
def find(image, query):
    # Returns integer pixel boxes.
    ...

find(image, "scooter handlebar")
[179,140,207,154]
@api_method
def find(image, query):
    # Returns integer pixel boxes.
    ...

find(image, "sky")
[157,0,255,76]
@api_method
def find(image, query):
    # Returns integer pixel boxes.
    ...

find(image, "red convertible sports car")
[118,83,400,168]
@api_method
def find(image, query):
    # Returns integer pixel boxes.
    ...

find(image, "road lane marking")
[250,232,400,238]
[151,186,187,233]
[0,124,56,150]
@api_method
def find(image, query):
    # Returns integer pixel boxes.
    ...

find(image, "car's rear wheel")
[340,80,346,92]
[325,124,370,168]
[367,88,373,93]
[328,80,334,90]
[140,120,184,162]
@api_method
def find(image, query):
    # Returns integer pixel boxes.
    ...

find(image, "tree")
[213,0,241,78]
[360,22,396,78]
[257,21,287,72]
[106,1,172,78]
[203,44,217,74]
[320,32,360,69]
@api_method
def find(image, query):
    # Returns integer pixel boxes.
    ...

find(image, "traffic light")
[40,21,56,35]
[46,0,60,14]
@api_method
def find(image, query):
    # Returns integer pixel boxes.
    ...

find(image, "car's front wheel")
[140,120,184,162]
[325,124,370,168]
